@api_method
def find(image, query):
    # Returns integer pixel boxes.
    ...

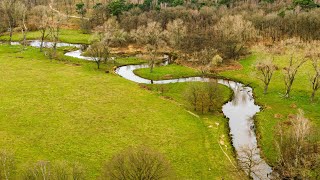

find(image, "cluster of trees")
[184,81,223,114]
[0,147,172,179]
[1,0,319,67]
[0,0,62,56]
[255,39,320,101]
[0,151,86,179]
[83,1,320,72]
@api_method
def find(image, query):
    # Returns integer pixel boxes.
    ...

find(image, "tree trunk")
[96,61,100,69]
[150,60,154,73]
[40,30,45,52]
[311,90,316,102]
[9,27,13,45]
[264,84,269,94]
[285,88,291,98]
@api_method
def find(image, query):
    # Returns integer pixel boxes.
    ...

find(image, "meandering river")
[13,41,272,179]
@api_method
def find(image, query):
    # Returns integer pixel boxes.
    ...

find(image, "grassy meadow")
[0,44,240,179]
[0,29,91,44]
[134,64,201,80]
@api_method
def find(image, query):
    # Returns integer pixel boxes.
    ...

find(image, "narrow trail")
[49,0,89,20]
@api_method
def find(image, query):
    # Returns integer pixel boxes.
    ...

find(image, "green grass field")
[219,47,320,165]
[0,29,91,44]
[0,45,241,179]
[134,64,201,80]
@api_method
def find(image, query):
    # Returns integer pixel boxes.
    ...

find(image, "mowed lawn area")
[220,47,320,165]
[0,45,240,179]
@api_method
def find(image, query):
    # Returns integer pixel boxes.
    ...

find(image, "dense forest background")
[1,0,320,62]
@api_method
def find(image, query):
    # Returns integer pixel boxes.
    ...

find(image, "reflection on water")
[10,40,81,48]
[29,40,82,48]
[220,80,272,179]
[65,50,93,61]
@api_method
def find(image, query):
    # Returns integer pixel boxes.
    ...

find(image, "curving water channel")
[12,41,272,179]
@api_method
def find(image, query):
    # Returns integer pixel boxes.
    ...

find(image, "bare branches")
[214,15,257,60]
[0,150,16,180]
[131,21,166,73]
[184,81,223,114]
[31,5,50,51]
[274,109,320,179]
[309,56,320,102]
[87,41,110,69]
[102,146,173,180]
[164,19,187,53]
[238,146,264,180]
[255,58,278,94]
[283,55,307,98]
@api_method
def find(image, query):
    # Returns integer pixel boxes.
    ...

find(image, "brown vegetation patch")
[139,84,152,90]
[274,114,283,119]
[163,74,173,79]
[287,114,296,119]
[290,103,297,109]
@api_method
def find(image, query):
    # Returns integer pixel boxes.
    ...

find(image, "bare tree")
[283,55,307,98]
[22,160,86,180]
[255,58,278,94]
[16,2,28,47]
[32,5,49,51]
[87,41,110,69]
[99,17,127,46]
[102,146,173,180]
[71,162,86,180]
[1,0,22,44]
[0,150,16,180]
[310,58,320,102]
[34,160,51,179]
[48,11,62,58]
[53,161,69,180]
[238,146,263,180]
[185,83,199,111]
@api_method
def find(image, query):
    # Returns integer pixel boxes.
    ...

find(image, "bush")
[102,146,174,180]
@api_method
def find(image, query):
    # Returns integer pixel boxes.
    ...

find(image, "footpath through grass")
[0,29,91,44]
[0,45,240,179]
[219,47,320,165]
[134,64,201,80]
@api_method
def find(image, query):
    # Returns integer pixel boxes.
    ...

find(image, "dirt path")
[49,0,89,20]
